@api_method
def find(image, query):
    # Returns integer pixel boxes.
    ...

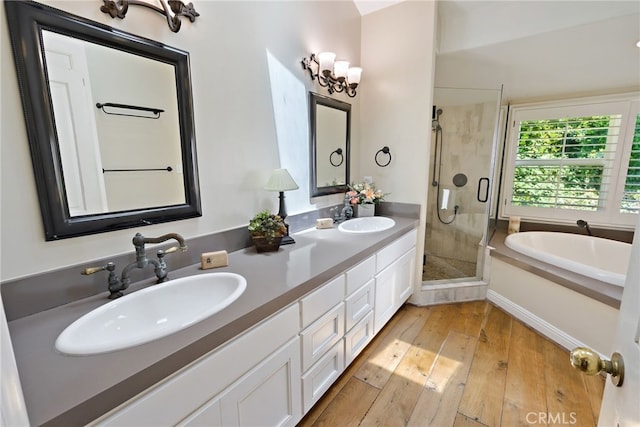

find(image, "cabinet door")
[178,398,223,427]
[374,264,396,334]
[179,337,301,427]
[397,248,416,303]
[374,248,416,334]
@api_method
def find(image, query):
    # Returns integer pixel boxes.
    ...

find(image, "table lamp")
[265,168,299,245]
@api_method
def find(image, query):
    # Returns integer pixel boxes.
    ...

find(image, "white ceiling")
[436,1,640,101]
[352,0,403,16]
[353,0,640,100]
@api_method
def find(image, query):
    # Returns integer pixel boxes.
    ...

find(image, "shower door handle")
[477,177,490,203]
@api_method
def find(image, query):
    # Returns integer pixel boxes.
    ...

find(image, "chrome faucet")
[334,194,354,223]
[82,232,187,299]
[577,219,593,236]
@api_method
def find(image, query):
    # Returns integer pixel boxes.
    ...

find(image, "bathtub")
[504,231,631,287]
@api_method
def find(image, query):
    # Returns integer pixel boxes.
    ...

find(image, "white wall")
[0,0,362,281]
[360,1,437,295]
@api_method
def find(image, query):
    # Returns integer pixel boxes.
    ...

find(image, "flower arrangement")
[248,210,286,239]
[347,182,386,205]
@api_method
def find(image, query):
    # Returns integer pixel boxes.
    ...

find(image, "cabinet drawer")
[300,302,344,372]
[300,275,345,329]
[301,340,345,413]
[344,310,374,366]
[344,279,374,332]
[376,229,418,273]
[345,255,375,295]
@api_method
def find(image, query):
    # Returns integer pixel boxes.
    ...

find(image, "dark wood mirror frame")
[309,92,351,197]
[5,0,201,240]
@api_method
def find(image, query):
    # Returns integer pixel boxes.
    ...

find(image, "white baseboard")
[486,289,597,355]
[411,281,487,306]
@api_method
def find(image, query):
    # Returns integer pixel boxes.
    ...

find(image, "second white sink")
[338,216,396,234]
[55,272,247,356]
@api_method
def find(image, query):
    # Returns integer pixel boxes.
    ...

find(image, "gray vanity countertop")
[8,216,418,426]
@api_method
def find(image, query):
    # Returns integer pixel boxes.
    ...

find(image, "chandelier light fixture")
[301,52,362,98]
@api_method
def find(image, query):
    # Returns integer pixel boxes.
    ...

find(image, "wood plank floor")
[298,301,605,427]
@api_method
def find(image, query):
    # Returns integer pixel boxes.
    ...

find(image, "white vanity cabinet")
[91,227,417,426]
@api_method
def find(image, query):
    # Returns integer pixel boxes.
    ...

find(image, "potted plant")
[248,210,287,252]
[346,182,386,217]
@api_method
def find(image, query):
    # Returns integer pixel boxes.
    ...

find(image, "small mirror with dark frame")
[309,92,351,197]
[4,0,201,240]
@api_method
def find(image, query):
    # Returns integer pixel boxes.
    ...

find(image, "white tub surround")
[490,230,623,309]
[488,260,618,356]
[505,231,631,287]
[488,229,623,356]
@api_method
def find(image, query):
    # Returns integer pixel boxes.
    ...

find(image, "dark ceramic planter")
[251,235,283,253]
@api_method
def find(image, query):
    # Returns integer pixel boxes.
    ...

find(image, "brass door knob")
[570,347,624,386]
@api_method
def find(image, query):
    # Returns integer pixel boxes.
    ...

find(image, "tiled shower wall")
[425,101,497,265]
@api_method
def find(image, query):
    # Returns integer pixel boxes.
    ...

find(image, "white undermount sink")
[55,272,247,356]
[338,216,396,234]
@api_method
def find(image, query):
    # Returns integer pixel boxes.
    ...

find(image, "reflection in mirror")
[309,92,351,197]
[42,31,186,216]
[5,0,201,240]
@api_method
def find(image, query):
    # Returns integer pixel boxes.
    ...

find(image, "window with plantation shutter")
[502,94,639,229]
[621,113,640,214]
[512,115,619,211]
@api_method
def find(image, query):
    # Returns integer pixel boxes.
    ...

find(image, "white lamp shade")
[317,52,336,73]
[347,67,362,85]
[334,60,349,79]
[264,168,299,192]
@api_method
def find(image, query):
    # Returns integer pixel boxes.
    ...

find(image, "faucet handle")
[163,244,188,255]
[81,263,123,299]
[81,262,116,275]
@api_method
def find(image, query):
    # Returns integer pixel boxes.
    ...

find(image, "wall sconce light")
[301,52,362,98]
[100,0,199,33]
[265,168,299,245]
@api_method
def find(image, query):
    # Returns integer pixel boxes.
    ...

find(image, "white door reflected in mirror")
[43,31,185,216]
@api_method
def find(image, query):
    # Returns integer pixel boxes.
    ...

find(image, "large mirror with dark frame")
[4,0,201,240]
[309,92,351,197]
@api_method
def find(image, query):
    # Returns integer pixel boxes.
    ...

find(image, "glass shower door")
[423,87,502,283]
